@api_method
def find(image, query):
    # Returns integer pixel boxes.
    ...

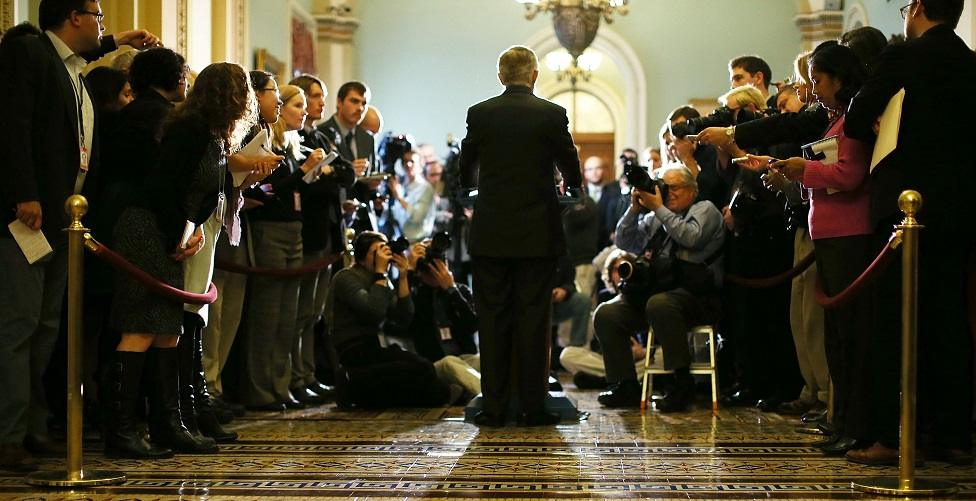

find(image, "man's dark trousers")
[472,256,557,416]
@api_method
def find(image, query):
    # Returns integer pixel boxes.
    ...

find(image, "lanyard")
[75,72,85,146]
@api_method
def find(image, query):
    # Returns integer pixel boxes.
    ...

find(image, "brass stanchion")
[343,227,356,268]
[26,195,126,488]
[852,191,956,496]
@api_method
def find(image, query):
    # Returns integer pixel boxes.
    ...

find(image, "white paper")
[233,129,276,187]
[179,220,197,249]
[8,220,53,264]
[870,88,905,173]
[802,135,840,194]
[302,151,339,184]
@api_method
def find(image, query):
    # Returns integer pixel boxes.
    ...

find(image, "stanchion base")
[795,425,827,435]
[852,477,958,496]
[25,469,126,488]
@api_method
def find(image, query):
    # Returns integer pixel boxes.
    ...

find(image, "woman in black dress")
[103,62,256,459]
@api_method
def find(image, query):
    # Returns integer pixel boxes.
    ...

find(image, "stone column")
[312,0,359,101]
[794,0,844,51]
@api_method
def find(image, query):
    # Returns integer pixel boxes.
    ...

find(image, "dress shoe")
[245,402,286,412]
[517,411,560,426]
[282,395,307,409]
[801,407,828,424]
[291,387,326,406]
[0,443,37,473]
[812,433,841,448]
[845,442,903,466]
[775,399,813,415]
[548,374,563,392]
[23,433,65,457]
[473,411,505,427]
[756,398,783,413]
[307,381,336,400]
[721,388,758,407]
[572,371,607,390]
[212,395,246,417]
[819,436,861,456]
[925,446,974,466]
[598,379,642,408]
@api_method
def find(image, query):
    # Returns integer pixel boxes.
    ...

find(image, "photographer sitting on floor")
[594,166,724,412]
[326,231,459,408]
[384,233,482,400]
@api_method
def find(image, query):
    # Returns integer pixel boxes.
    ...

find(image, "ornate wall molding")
[314,11,359,43]
[794,8,844,49]
[1,0,15,33]
[176,0,188,56]
[236,0,248,64]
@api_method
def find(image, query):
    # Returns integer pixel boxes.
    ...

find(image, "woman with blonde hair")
[240,84,330,411]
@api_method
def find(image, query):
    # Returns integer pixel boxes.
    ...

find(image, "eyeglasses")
[76,9,105,22]
[900,2,914,19]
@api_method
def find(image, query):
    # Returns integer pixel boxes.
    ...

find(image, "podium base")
[25,469,126,488]
[852,477,958,496]
[464,392,580,423]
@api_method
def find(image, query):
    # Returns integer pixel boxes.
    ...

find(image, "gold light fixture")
[544,49,602,86]
[517,0,628,61]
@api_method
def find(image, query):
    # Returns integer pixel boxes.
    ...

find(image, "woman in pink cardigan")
[744,41,874,463]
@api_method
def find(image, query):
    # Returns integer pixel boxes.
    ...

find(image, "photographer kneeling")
[326,231,455,408]
[595,166,725,412]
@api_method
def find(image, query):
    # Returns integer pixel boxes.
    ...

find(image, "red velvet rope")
[815,234,901,310]
[725,252,816,288]
[214,253,342,277]
[85,239,218,305]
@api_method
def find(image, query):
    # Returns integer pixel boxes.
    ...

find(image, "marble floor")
[1,387,973,500]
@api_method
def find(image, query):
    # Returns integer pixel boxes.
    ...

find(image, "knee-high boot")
[178,314,210,442]
[146,347,218,453]
[102,351,173,459]
[191,326,238,443]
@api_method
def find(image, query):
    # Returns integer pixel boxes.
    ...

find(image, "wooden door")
[574,132,616,184]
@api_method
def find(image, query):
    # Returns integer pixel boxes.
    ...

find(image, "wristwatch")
[724,126,736,144]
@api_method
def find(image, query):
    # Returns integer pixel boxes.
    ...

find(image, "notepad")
[233,130,277,187]
[870,88,905,173]
[802,135,841,195]
[8,220,53,264]
[302,151,339,184]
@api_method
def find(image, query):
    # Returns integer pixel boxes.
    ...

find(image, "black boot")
[101,351,173,459]
[190,327,238,443]
[178,315,209,441]
[146,347,218,454]
[656,368,694,413]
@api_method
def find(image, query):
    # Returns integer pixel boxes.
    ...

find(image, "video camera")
[621,154,668,201]
[418,231,451,269]
[378,132,415,175]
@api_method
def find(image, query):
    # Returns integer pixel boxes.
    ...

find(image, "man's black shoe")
[721,389,758,407]
[518,411,560,426]
[756,398,782,413]
[548,374,563,392]
[572,371,607,390]
[282,395,306,409]
[291,387,326,405]
[801,407,828,423]
[820,436,862,455]
[473,411,505,427]
[307,381,336,399]
[655,369,694,413]
[597,379,641,408]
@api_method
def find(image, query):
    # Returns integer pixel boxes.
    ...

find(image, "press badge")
[215,192,227,224]
[439,327,452,341]
[293,192,302,212]
[79,146,89,172]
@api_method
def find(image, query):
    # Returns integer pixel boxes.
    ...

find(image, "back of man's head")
[130,47,185,95]
[290,73,325,96]
[919,0,964,28]
[667,105,701,125]
[39,0,90,31]
[729,55,773,88]
[497,45,538,87]
[1,22,41,46]
[840,26,888,74]
[337,81,369,102]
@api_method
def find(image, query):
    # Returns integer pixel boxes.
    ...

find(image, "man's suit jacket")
[298,127,356,253]
[846,24,976,234]
[595,181,621,246]
[459,85,582,258]
[0,33,117,243]
[317,115,377,223]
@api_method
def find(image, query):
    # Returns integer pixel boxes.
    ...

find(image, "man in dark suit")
[0,0,158,472]
[845,0,976,465]
[459,45,582,426]
[583,156,621,248]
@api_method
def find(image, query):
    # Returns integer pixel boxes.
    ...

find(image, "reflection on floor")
[1,386,974,500]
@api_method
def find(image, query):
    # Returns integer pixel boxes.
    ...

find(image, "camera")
[388,236,410,255]
[378,132,415,175]
[418,231,452,269]
[616,255,673,307]
[621,155,668,201]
